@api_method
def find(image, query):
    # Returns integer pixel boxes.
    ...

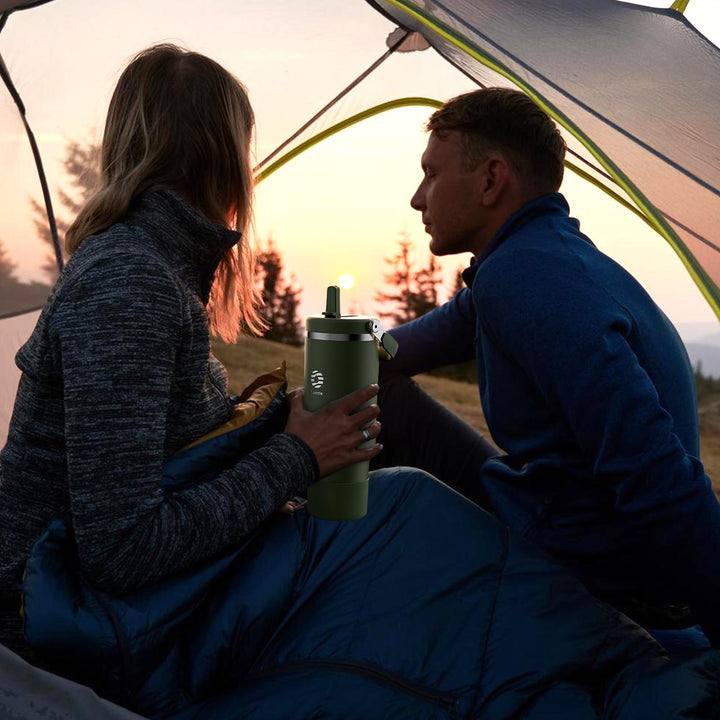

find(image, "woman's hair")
[66,43,265,341]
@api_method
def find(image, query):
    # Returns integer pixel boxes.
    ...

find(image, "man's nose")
[410,185,424,211]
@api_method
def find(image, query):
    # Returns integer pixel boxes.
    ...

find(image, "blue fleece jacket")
[386,193,720,644]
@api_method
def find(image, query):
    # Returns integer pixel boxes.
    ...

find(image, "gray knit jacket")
[0,190,318,658]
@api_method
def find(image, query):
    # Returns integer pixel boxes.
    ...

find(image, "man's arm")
[380,287,476,379]
[477,247,720,644]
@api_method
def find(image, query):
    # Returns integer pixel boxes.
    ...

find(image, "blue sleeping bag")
[22,373,720,719]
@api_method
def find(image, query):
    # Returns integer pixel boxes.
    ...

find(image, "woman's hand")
[284,384,383,478]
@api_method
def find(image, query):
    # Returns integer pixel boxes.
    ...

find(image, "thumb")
[287,386,305,408]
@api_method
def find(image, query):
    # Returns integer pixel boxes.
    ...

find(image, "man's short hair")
[428,88,566,194]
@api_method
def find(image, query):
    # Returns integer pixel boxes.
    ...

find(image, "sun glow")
[338,274,355,290]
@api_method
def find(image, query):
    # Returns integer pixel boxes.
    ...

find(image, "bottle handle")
[366,320,399,360]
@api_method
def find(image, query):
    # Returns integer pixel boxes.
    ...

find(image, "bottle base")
[306,477,369,521]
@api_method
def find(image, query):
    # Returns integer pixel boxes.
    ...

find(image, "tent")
[1,0,719,448]
[1,1,720,715]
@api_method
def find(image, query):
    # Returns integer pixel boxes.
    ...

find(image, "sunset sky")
[1,0,719,334]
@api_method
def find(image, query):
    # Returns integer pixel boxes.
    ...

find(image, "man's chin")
[429,238,459,257]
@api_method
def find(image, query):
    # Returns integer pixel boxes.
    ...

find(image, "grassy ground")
[213,336,720,496]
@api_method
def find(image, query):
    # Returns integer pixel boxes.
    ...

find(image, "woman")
[0,45,717,720]
[0,42,381,660]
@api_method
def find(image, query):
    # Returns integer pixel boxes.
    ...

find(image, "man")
[374,87,720,646]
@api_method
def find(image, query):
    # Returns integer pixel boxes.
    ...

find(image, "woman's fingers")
[361,441,384,460]
[352,402,381,427]
[283,383,383,477]
[356,420,381,445]
[287,387,305,407]
[334,383,379,414]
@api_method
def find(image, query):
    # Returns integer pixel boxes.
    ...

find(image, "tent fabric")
[0,311,39,447]
[367,0,720,321]
[0,1,53,14]
[0,643,147,720]
[2,1,720,435]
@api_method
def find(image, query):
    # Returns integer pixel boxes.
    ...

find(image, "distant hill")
[686,344,720,379]
[677,322,720,346]
[695,333,720,347]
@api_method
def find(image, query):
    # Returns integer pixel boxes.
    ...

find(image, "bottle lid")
[306,314,377,334]
[305,286,400,360]
[307,285,377,334]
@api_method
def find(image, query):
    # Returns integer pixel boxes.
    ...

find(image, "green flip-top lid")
[306,285,376,334]
[305,286,399,359]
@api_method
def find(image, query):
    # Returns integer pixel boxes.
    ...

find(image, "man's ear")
[477,153,512,206]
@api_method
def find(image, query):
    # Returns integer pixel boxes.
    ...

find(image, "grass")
[213,336,720,497]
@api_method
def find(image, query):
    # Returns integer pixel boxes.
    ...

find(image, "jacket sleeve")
[380,287,476,379]
[49,254,317,594]
[475,247,720,645]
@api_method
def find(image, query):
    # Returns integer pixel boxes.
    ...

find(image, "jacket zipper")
[250,658,458,715]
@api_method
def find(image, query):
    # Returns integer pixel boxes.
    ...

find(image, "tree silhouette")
[32,138,100,281]
[695,361,720,402]
[374,234,416,325]
[0,237,53,317]
[413,255,442,317]
[255,240,303,346]
[451,266,465,297]
[0,239,18,286]
[31,137,303,340]
[374,233,442,324]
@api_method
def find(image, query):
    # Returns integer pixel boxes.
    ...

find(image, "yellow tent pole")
[256,89,719,323]
[255,98,656,234]
[380,0,720,323]
[670,0,691,13]
[255,97,442,183]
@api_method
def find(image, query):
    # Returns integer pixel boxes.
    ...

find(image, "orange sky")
[1,0,719,330]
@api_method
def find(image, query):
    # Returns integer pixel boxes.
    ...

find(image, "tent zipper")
[250,659,458,715]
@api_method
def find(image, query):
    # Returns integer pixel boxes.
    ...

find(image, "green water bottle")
[304,286,398,520]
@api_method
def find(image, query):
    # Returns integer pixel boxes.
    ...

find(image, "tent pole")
[254,30,411,172]
[670,0,691,13]
[0,50,63,274]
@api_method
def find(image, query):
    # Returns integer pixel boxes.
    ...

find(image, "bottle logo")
[310,370,324,389]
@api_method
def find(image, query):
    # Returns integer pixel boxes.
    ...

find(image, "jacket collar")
[126,189,241,304]
[462,192,570,287]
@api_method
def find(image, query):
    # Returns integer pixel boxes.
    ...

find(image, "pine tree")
[413,255,442,318]
[255,240,282,329]
[275,275,303,345]
[254,240,302,346]
[32,138,101,281]
[0,239,18,286]
[695,361,720,402]
[451,266,465,298]
[0,237,54,316]
[375,233,442,324]
[374,234,416,325]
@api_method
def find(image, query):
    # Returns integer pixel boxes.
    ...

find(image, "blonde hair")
[66,43,265,341]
